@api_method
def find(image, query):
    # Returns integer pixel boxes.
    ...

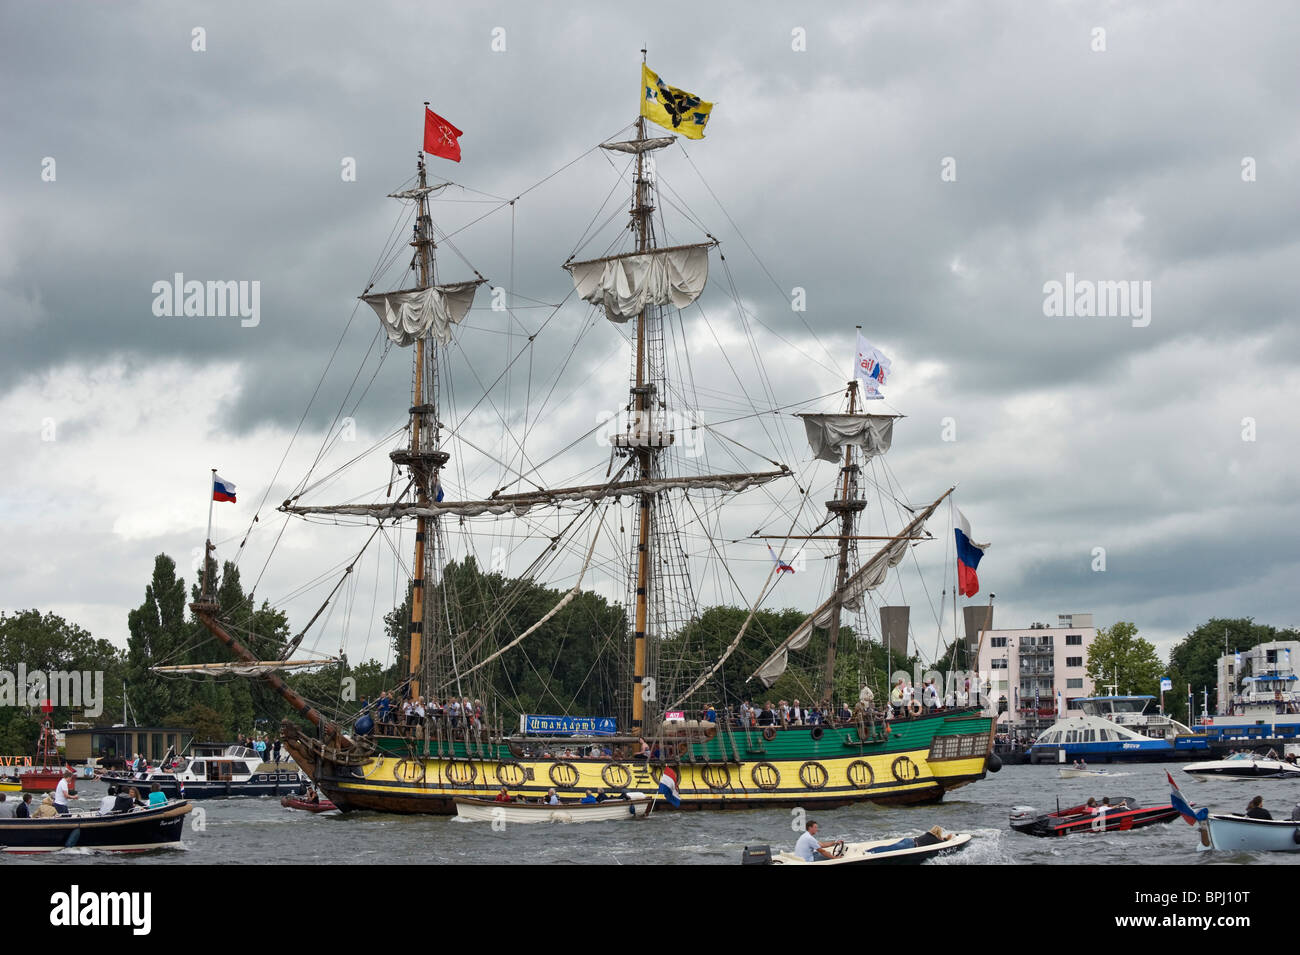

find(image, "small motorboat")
[0,777,21,794]
[0,800,192,854]
[454,793,651,823]
[1057,767,1122,779]
[1182,752,1300,780]
[1010,797,1179,836]
[281,794,337,813]
[756,832,973,866]
[1200,813,1300,852]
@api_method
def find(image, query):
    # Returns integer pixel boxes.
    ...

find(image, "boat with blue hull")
[1028,695,1208,764]
[100,745,309,799]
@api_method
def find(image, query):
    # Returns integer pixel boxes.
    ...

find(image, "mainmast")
[396,150,445,703]
[820,380,865,704]
[630,112,654,733]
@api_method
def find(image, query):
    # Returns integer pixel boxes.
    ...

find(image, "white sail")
[749,490,951,688]
[150,660,332,676]
[566,244,711,322]
[282,469,790,521]
[361,281,482,347]
[600,137,675,154]
[387,184,448,200]
[798,413,897,464]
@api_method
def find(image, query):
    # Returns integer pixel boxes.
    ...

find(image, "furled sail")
[387,184,448,200]
[565,243,712,322]
[281,468,790,521]
[151,660,332,677]
[361,281,483,347]
[600,137,675,154]
[798,413,898,464]
[749,489,952,688]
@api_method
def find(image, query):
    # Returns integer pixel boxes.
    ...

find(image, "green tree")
[126,555,196,724]
[1166,617,1300,722]
[1086,621,1162,698]
[0,609,127,752]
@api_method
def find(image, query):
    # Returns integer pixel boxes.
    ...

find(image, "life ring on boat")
[908,701,923,717]
[809,726,824,741]
[762,727,777,741]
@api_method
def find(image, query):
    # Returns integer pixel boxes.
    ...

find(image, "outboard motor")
[741,844,773,865]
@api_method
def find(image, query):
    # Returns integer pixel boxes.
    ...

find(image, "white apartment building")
[973,612,1099,734]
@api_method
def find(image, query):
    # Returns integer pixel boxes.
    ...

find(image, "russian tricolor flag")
[954,507,988,598]
[657,766,681,807]
[212,474,237,503]
[768,545,795,574]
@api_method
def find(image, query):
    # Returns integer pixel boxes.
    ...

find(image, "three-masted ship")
[191,77,998,813]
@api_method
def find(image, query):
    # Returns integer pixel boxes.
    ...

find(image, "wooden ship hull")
[279,709,995,815]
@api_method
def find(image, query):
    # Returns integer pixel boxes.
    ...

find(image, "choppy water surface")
[6,765,1298,865]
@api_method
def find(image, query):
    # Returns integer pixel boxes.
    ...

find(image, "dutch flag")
[657,766,681,807]
[1167,771,1208,825]
[212,474,237,503]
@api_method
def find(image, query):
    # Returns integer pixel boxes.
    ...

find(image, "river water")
[5,765,1298,866]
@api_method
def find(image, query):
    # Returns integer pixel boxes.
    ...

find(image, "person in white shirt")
[794,820,840,862]
[53,770,79,815]
[902,683,915,707]
[99,786,119,815]
[546,788,560,805]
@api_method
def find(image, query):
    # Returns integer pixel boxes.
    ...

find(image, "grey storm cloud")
[2,0,1299,656]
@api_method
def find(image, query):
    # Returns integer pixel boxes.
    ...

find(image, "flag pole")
[202,468,216,600]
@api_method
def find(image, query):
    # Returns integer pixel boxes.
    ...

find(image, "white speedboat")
[764,832,973,865]
[1057,767,1123,779]
[1201,813,1300,852]
[453,793,651,823]
[1182,752,1300,780]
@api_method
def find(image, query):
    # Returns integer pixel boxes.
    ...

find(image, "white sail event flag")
[854,333,892,399]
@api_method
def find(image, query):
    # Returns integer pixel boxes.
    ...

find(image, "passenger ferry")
[1027,695,1208,764]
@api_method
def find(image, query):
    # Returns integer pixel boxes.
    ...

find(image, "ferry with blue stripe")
[1028,695,1209,764]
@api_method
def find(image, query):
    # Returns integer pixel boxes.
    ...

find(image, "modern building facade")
[1214,640,1300,715]
[973,612,1099,736]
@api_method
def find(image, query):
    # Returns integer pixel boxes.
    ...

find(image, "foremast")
[820,379,865,706]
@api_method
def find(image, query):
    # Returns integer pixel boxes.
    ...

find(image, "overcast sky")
[3,0,1298,674]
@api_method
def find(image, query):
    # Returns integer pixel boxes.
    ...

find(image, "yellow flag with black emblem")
[641,65,713,139]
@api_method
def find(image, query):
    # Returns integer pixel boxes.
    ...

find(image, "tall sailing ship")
[189,68,998,813]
